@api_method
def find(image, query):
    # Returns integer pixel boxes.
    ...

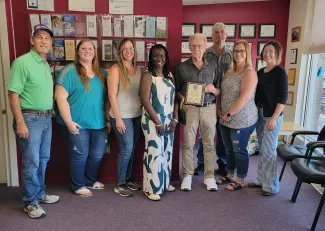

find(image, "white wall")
[283,0,315,124]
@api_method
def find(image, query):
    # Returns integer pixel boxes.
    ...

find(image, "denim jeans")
[197,117,226,166]
[111,116,141,185]
[13,113,52,205]
[255,107,283,194]
[219,123,256,178]
[60,126,107,192]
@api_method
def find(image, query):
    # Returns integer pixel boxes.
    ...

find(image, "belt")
[196,102,216,107]
[22,109,52,115]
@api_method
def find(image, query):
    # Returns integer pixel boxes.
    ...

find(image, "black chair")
[277,125,325,181]
[291,141,325,231]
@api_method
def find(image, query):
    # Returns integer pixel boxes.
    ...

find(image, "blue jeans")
[13,113,52,205]
[197,117,226,166]
[111,116,141,185]
[219,123,256,178]
[60,126,107,192]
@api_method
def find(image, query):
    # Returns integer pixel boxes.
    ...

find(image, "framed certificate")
[225,41,235,50]
[257,42,267,56]
[288,68,296,85]
[256,58,267,71]
[290,48,298,64]
[239,24,256,38]
[182,41,190,54]
[225,23,236,38]
[200,24,213,38]
[182,23,196,38]
[185,82,206,106]
[259,24,276,38]
[286,92,294,106]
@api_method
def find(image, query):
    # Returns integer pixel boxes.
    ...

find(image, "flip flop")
[87,181,105,190]
[75,187,93,197]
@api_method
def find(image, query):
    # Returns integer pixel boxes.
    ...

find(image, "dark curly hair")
[148,44,172,81]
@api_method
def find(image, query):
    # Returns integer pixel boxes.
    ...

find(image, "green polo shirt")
[7,50,53,110]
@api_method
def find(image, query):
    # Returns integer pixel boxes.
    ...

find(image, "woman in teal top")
[55,40,111,197]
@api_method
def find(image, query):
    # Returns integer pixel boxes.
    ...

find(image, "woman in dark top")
[249,41,288,196]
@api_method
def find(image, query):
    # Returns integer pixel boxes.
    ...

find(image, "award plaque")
[185,82,206,106]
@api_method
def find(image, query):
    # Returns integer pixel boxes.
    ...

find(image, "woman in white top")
[108,38,142,197]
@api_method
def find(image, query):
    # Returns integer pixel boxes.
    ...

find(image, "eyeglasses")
[189,45,205,50]
[234,50,246,54]
[123,48,135,52]
[263,50,276,54]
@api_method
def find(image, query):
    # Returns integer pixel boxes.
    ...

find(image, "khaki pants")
[182,104,217,179]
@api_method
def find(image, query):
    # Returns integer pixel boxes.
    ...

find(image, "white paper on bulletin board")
[27,0,54,11]
[109,0,133,14]
[69,0,95,12]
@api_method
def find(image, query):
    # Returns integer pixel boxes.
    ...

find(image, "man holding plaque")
[175,33,220,192]
[194,22,232,177]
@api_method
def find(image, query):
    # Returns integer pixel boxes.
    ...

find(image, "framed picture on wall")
[225,23,236,38]
[291,26,301,42]
[257,42,267,56]
[256,58,267,71]
[259,24,276,38]
[239,24,256,38]
[288,68,296,85]
[225,41,235,50]
[181,57,190,62]
[290,48,298,64]
[286,92,294,106]
[181,41,190,54]
[182,23,196,38]
[200,24,213,38]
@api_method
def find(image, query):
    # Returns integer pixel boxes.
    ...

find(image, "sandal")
[87,181,105,190]
[216,176,234,185]
[75,187,93,197]
[225,182,243,191]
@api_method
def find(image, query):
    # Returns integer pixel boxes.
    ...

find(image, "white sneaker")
[204,178,218,191]
[39,194,60,204]
[165,185,175,192]
[144,192,161,201]
[181,175,192,191]
[23,204,46,219]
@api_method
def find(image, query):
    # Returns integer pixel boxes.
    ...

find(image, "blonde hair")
[231,40,252,71]
[116,38,137,94]
[74,39,105,91]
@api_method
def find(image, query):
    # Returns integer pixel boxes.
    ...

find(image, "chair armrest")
[291,131,319,144]
[306,141,325,159]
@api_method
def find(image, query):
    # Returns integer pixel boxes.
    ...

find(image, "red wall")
[183,0,290,68]
[179,0,290,142]
[5,0,183,183]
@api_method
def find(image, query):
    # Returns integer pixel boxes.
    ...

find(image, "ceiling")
[182,0,271,5]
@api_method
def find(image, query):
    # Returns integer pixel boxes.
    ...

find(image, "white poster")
[40,14,52,30]
[123,15,134,37]
[102,15,112,37]
[135,41,145,62]
[27,0,54,11]
[109,0,133,14]
[29,14,40,34]
[113,18,122,37]
[68,0,95,12]
[86,15,97,37]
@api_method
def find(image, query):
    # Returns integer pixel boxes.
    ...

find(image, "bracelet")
[173,118,178,123]
[155,123,163,127]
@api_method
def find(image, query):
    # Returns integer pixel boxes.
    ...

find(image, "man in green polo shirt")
[7,24,59,219]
